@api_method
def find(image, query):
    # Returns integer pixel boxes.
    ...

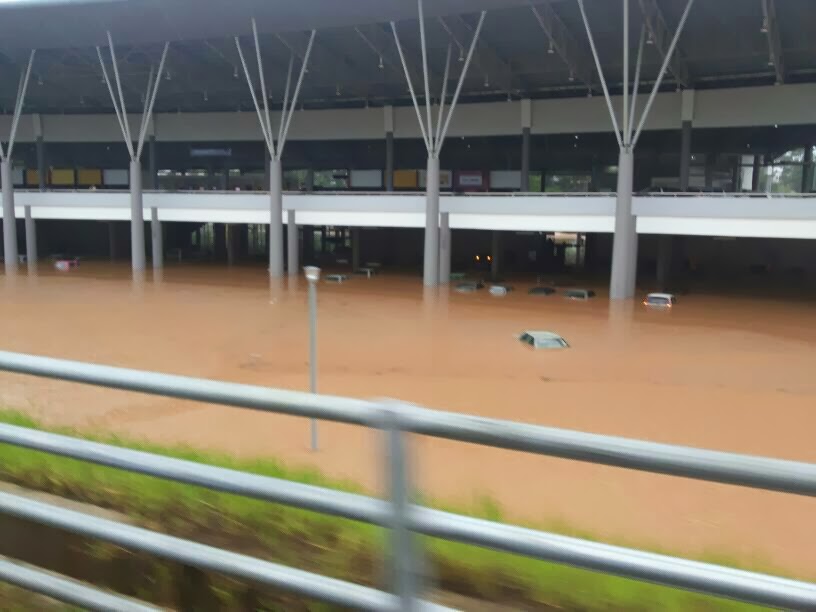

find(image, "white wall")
[8,190,816,238]
[2,83,813,144]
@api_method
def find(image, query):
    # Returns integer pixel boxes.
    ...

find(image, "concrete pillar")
[384,105,394,192]
[227,224,236,265]
[1,160,18,273]
[679,120,692,191]
[36,140,46,192]
[751,155,761,191]
[27,120,45,270]
[521,129,531,192]
[130,159,146,272]
[214,223,226,260]
[610,150,636,300]
[24,206,36,270]
[520,99,532,191]
[305,168,314,191]
[287,210,298,277]
[802,145,813,193]
[148,135,157,190]
[269,158,283,277]
[491,231,501,281]
[423,157,440,287]
[439,212,451,284]
[151,208,163,269]
[351,227,361,271]
[108,222,117,261]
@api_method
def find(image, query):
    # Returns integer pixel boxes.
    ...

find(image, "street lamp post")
[304,265,321,450]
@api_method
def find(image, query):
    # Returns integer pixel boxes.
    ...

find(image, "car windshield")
[647,296,669,305]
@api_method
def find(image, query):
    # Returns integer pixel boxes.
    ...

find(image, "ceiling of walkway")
[0,0,814,115]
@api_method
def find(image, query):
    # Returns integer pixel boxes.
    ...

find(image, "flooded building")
[0,0,813,298]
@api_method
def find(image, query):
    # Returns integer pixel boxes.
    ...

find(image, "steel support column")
[610,150,635,300]
[423,157,440,287]
[98,36,168,273]
[36,136,46,192]
[129,160,145,271]
[679,120,692,190]
[491,231,501,281]
[151,208,162,269]
[1,50,36,274]
[287,210,298,277]
[227,225,236,266]
[385,131,394,192]
[108,222,117,261]
[148,135,157,190]
[28,132,44,269]
[521,127,531,191]
[1,161,17,272]
[439,212,451,284]
[269,159,284,277]
[24,206,36,270]
[391,4,484,288]
[351,228,361,271]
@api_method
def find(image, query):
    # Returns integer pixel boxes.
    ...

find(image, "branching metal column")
[392,2,485,287]
[97,36,168,273]
[1,50,36,274]
[236,21,315,278]
[576,0,695,299]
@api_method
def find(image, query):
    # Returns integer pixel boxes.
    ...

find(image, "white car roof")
[647,292,675,299]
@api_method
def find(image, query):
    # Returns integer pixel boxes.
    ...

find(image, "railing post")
[382,403,419,611]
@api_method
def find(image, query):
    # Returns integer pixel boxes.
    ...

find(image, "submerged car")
[528,286,556,296]
[454,281,485,293]
[643,292,676,308]
[519,331,569,349]
[564,288,595,300]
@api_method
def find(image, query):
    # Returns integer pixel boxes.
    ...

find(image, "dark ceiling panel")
[0,0,814,115]
[0,0,533,50]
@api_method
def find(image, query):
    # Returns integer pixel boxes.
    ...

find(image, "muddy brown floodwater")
[1,262,815,578]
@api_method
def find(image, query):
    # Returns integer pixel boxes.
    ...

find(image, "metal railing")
[0,349,814,610]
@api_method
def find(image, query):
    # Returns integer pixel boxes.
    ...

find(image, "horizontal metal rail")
[13,187,816,198]
[0,554,161,612]
[0,490,449,612]
[0,422,814,609]
[1,351,814,497]
[0,350,814,609]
